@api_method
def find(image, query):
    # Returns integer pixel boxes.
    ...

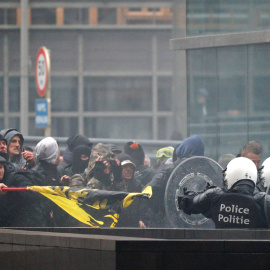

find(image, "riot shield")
[164,156,223,228]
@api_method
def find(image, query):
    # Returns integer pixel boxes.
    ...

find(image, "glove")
[94,161,111,186]
[178,195,184,210]
[178,196,193,215]
[110,160,122,182]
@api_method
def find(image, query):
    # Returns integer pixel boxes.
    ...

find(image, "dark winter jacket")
[4,168,51,227]
[115,177,148,227]
[134,165,155,187]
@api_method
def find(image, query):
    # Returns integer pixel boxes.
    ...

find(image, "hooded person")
[124,141,145,168]
[145,135,205,227]
[32,137,62,186]
[2,129,27,170]
[154,146,174,171]
[114,153,148,228]
[71,145,91,174]
[59,134,93,169]
[175,135,204,160]
[70,143,121,190]
[114,153,137,191]
[3,137,62,227]
[124,141,155,186]
[0,134,15,175]
[32,137,82,227]
[58,145,91,178]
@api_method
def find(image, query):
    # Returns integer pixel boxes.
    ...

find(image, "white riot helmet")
[223,157,257,190]
[259,157,270,188]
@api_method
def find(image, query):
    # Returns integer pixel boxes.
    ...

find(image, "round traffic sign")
[35,47,50,97]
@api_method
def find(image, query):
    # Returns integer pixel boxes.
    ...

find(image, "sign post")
[35,46,51,136]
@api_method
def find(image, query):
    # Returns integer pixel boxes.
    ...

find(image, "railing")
[24,136,181,163]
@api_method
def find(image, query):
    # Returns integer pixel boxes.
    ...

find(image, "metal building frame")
[0,1,173,139]
[170,0,270,139]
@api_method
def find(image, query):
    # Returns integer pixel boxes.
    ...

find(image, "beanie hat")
[123,141,145,167]
[105,143,122,155]
[67,134,93,152]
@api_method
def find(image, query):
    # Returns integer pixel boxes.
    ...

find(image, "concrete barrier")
[1,228,270,269]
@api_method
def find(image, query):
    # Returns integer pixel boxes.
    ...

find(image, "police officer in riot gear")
[178,157,268,228]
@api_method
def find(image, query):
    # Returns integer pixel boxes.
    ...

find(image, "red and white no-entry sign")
[35,46,51,97]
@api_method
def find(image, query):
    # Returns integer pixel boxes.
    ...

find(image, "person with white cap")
[31,136,66,186]
[114,153,148,228]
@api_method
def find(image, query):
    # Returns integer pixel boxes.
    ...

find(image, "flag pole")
[2,187,28,191]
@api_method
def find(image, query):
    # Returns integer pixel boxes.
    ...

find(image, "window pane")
[8,32,20,72]
[31,8,56,25]
[84,117,152,139]
[98,8,117,24]
[0,78,3,112]
[9,76,20,112]
[248,44,270,162]
[51,77,78,112]
[83,32,152,73]
[29,117,47,136]
[0,35,3,73]
[51,118,78,137]
[187,48,218,159]
[84,77,152,112]
[185,0,270,36]
[30,32,78,73]
[64,8,88,24]
[9,117,19,130]
[158,117,174,140]
[158,77,171,111]
[29,77,43,112]
[217,46,248,157]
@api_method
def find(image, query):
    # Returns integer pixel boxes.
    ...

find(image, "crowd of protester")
[0,128,269,229]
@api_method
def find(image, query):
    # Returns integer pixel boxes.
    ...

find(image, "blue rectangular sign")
[35,99,48,128]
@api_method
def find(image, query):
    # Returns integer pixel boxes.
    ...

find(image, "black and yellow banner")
[27,186,152,227]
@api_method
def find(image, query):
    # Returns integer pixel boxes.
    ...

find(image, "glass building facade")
[0,0,174,140]
[172,0,270,161]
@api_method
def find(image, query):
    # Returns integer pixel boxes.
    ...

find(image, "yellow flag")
[27,186,151,227]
